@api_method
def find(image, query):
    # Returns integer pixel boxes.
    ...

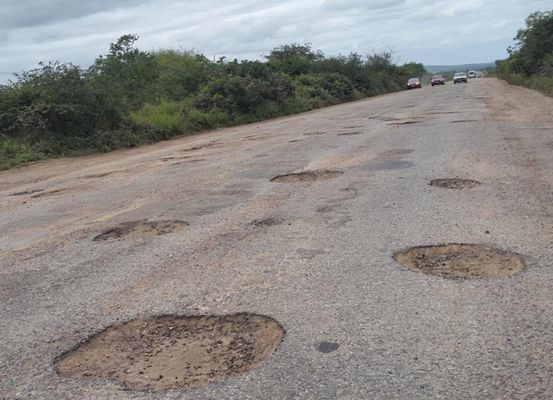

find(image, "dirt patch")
[337,131,363,136]
[250,217,283,227]
[93,220,188,241]
[393,243,525,279]
[430,178,481,189]
[55,313,285,390]
[270,170,342,183]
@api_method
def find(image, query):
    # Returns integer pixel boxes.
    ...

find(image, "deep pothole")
[270,170,343,183]
[393,244,525,279]
[55,313,285,390]
[430,178,481,189]
[93,220,188,241]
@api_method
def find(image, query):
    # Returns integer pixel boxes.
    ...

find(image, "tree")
[266,44,323,76]
[508,11,553,75]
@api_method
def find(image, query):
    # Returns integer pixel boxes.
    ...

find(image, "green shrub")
[131,100,183,134]
[0,136,45,170]
[0,36,421,169]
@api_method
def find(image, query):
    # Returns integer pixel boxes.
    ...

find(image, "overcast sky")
[1,0,551,82]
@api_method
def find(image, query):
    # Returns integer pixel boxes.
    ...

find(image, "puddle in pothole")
[271,170,343,183]
[93,220,188,241]
[56,313,285,390]
[430,178,481,189]
[393,243,525,279]
[316,341,339,353]
[362,160,414,171]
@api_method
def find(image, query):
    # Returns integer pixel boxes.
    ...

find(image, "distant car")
[453,72,468,84]
[431,75,445,86]
[406,77,422,89]
[468,71,476,79]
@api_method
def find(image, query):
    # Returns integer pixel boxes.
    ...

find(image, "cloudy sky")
[1,0,551,82]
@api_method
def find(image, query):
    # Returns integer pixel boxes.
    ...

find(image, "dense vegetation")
[0,35,425,170]
[496,10,553,96]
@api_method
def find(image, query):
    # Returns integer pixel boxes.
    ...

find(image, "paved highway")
[1,78,553,399]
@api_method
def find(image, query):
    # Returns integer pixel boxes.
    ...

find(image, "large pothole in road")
[394,244,525,279]
[93,220,188,241]
[56,313,285,390]
[271,170,343,183]
[430,178,481,189]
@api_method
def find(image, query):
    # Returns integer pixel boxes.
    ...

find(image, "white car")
[468,70,476,79]
[453,72,468,84]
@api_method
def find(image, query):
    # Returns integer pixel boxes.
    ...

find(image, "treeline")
[0,35,425,169]
[496,10,553,96]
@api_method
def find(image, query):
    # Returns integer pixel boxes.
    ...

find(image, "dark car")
[431,75,445,86]
[406,77,422,89]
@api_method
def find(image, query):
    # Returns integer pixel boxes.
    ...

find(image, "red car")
[406,77,422,89]
[431,75,445,86]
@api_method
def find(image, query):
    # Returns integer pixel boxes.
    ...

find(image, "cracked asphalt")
[1,78,553,399]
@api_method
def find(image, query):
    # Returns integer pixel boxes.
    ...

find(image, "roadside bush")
[0,36,424,170]
[131,100,183,135]
[497,10,553,96]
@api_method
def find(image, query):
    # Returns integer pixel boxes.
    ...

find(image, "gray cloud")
[1,0,552,82]
[0,0,146,29]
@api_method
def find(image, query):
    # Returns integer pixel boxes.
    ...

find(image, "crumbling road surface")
[2,79,553,399]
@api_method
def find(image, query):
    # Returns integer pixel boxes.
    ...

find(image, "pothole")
[30,189,67,198]
[379,149,414,156]
[180,143,219,152]
[388,120,420,126]
[55,313,285,390]
[430,178,481,189]
[80,171,121,179]
[362,160,413,171]
[10,189,44,196]
[393,244,525,279]
[270,170,343,183]
[338,131,363,136]
[250,217,283,227]
[303,131,326,136]
[93,220,188,241]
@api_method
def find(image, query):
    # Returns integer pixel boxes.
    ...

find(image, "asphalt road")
[2,78,553,399]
